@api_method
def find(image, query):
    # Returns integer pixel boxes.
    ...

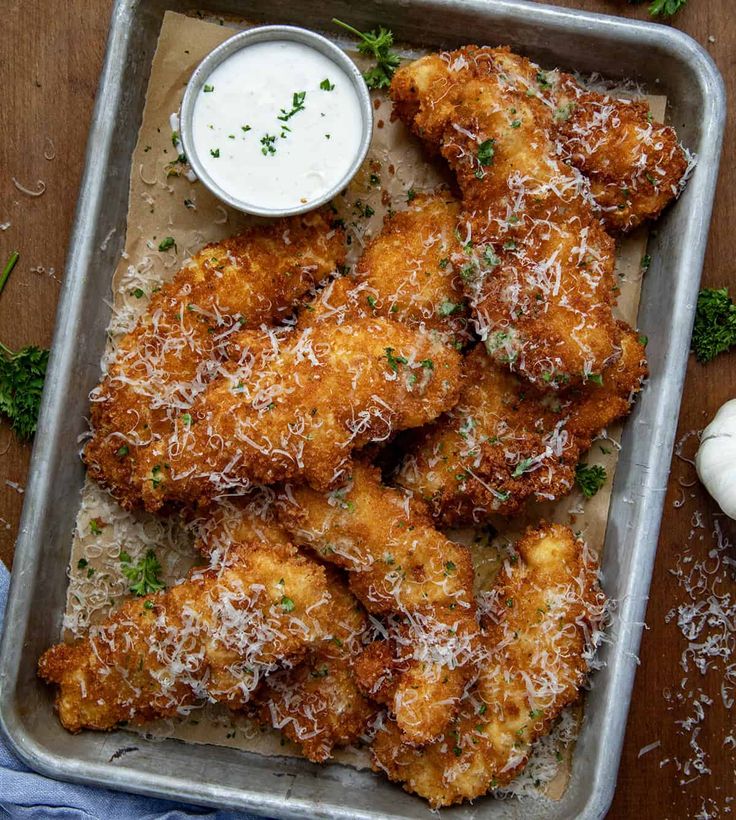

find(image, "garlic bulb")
[695,399,736,519]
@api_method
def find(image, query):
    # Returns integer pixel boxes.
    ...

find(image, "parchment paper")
[61,9,665,797]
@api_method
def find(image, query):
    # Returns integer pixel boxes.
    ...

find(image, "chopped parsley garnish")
[333,19,400,89]
[132,287,145,299]
[241,125,251,133]
[89,519,104,536]
[575,463,607,498]
[512,457,534,478]
[587,373,603,386]
[203,84,214,93]
[384,347,408,372]
[503,240,517,250]
[691,287,736,363]
[484,246,501,267]
[511,119,521,128]
[0,255,49,441]
[536,71,551,89]
[116,445,129,458]
[641,254,652,271]
[278,91,307,122]
[143,600,154,610]
[181,413,193,426]
[444,561,456,575]
[366,295,377,308]
[406,188,417,202]
[420,359,434,370]
[438,300,462,316]
[320,78,335,91]
[77,558,88,570]
[260,134,277,156]
[120,549,165,596]
[280,596,295,612]
[158,236,175,252]
[438,257,449,269]
[210,148,220,158]
[477,138,496,167]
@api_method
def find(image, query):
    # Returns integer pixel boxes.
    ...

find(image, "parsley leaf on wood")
[691,287,736,363]
[0,251,50,440]
[649,0,687,16]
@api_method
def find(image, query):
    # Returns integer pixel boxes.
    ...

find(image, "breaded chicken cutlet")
[396,323,647,525]
[390,46,689,234]
[486,49,691,232]
[298,193,469,347]
[147,317,461,509]
[371,522,606,807]
[391,48,621,390]
[38,541,335,732]
[191,500,377,762]
[278,461,481,747]
[84,211,345,511]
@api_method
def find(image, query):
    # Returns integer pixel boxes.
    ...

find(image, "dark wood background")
[1,1,733,816]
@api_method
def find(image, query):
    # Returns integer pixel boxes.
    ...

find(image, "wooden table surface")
[1,1,733,816]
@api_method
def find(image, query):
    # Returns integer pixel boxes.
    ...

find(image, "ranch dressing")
[192,40,364,210]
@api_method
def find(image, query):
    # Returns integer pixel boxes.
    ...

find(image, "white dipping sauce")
[192,41,364,210]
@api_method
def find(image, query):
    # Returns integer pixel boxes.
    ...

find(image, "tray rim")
[0,1,726,818]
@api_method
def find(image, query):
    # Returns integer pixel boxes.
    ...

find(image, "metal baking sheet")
[0,1,725,818]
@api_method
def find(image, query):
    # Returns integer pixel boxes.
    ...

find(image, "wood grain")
[0,1,733,816]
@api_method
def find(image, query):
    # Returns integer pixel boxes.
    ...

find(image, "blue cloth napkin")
[0,562,264,820]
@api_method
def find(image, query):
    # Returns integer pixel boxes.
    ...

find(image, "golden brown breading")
[188,499,378,761]
[391,47,621,389]
[255,568,377,762]
[371,522,606,808]
[396,324,647,525]
[145,317,461,510]
[277,461,480,746]
[84,211,346,511]
[297,193,469,347]
[38,541,333,732]
[392,46,689,234]
[548,74,690,233]
[355,193,468,343]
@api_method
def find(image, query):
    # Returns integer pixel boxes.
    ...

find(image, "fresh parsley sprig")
[648,0,687,16]
[0,251,50,440]
[629,0,687,16]
[119,549,166,596]
[691,287,736,363]
[575,463,607,498]
[333,19,401,89]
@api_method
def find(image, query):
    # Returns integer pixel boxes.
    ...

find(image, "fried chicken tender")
[297,193,468,347]
[391,47,689,234]
[391,48,621,389]
[38,541,334,732]
[371,522,606,807]
[84,211,345,511]
[397,323,647,525]
[278,461,480,746]
[191,500,378,761]
[255,568,377,762]
[146,317,461,508]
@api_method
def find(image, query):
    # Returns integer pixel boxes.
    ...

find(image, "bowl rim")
[178,24,373,218]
